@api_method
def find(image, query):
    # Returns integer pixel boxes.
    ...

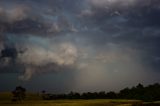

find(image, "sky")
[0,0,160,93]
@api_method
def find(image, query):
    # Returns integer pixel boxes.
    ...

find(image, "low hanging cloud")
[0,33,78,80]
[18,42,78,80]
[18,43,77,66]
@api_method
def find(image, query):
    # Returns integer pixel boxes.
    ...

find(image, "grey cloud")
[0,1,77,37]
[0,0,160,84]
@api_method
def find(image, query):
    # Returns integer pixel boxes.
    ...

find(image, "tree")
[106,91,117,99]
[12,86,26,102]
[41,90,47,100]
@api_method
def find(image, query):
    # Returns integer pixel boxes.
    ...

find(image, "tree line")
[41,83,160,102]
[12,83,160,102]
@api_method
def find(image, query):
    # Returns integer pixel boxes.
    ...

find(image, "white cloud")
[18,43,77,66]
[17,42,78,80]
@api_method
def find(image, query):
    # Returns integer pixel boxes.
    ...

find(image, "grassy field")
[0,92,159,106]
[0,99,143,106]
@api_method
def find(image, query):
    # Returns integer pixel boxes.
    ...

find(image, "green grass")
[0,99,142,106]
[0,92,159,106]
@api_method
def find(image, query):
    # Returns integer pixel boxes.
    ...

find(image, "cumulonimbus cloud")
[0,0,160,86]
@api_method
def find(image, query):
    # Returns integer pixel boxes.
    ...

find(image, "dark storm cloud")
[0,0,80,37]
[77,0,160,73]
[0,4,46,36]
[84,0,160,29]
[0,47,18,59]
[0,0,160,85]
[0,0,79,80]
[86,1,160,42]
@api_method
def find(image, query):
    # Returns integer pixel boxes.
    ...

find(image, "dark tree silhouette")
[39,83,160,102]
[106,91,117,99]
[12,86,26,102]
[41,90,46,100]
[41,90,52,100]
